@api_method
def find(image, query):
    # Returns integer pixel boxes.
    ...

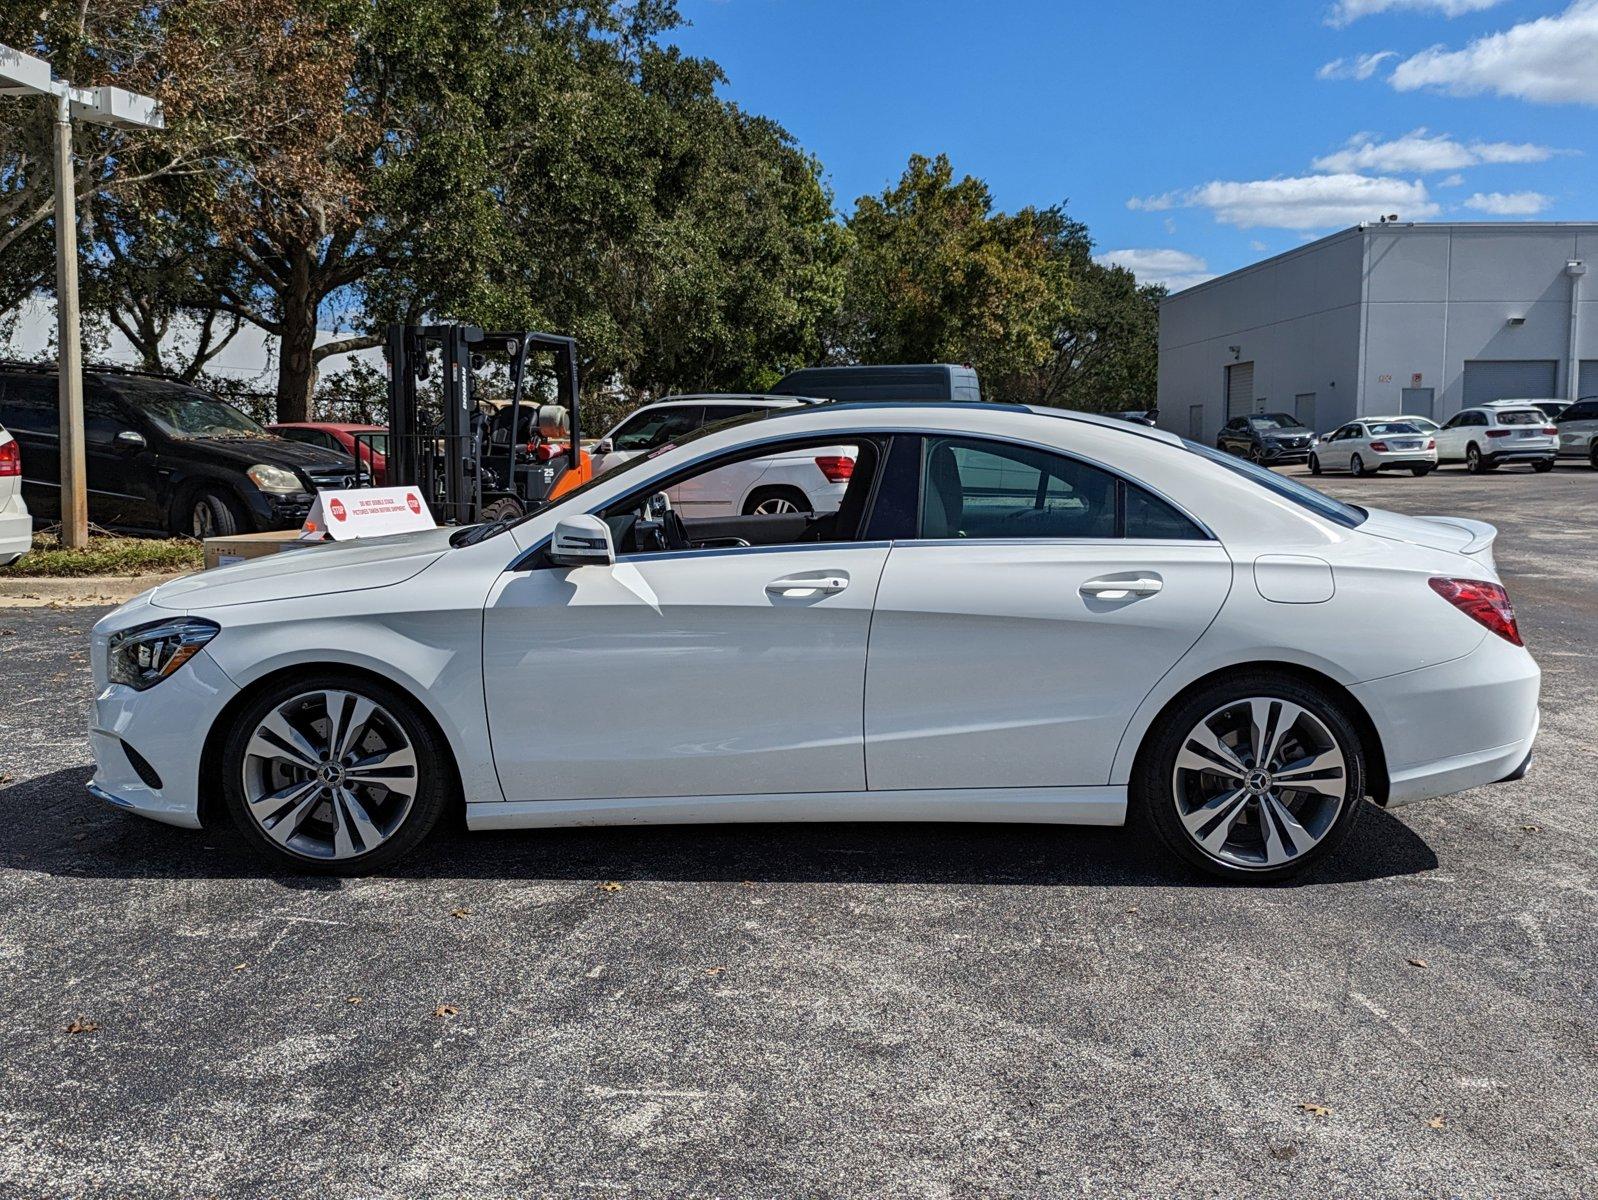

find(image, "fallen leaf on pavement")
[346,996,362,1005]
[66,1018,99,1035]
[1427,1114,1447,1129]
[1407,958,1429,968]
[232,963,248,972]
[1297,1103,1332,1117]
[1521,824,1540,832]
[434,1003,459,1018]
[450,908,472,919]
[597,881,623,893]
[1267,1144,1297,1161]
[705,965,725,976]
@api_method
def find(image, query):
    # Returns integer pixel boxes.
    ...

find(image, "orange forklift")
[371,324,592,525]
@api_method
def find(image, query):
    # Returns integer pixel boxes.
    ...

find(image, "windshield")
[1366,422,1422,436]
[359,433,389,456]
[1184,439,1365,529]
[610,406,702,452]
[1246,413,1305,431]
[125,383,268,439]
[1496,410,1545,426]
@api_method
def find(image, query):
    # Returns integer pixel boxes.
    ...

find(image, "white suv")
[592,396,854,516]
[1434,406,1557,473]
[0,424,31,565]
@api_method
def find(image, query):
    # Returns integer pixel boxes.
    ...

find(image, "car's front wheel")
[1134,674,1366,882]
[181,488,245,538]
[222,674,451,872]
[1308,453,1322,476]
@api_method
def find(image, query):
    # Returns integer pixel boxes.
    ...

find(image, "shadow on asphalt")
[2,766,1439,889]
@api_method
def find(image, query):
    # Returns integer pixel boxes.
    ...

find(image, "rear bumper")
[1350,633,1541,807]
[1371,452,1436,468]
[0,502,30,564]
[1484,446,1555,464]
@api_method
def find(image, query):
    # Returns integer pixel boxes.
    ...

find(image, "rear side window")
[699,404,757,424]
[919,436,1205,541]
[0,375,58,434]
[1184,439,1365,529]
[610,406,703,451]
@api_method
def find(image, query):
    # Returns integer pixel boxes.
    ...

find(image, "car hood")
[149,526,458,610]
[178,435,352,470]
[1358,508,1498,565]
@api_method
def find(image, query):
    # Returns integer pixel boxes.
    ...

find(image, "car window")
[0,375,58,433]
[1366,422,1421,436]
[919,436,1204,541]
[699,404,758,424]
[1184,439,1366,529]
[1495,410,1545,426]
[1559,401,1597,422]
[116,381,268,440]
[1246,413,1304,431]
[610,406,703,451]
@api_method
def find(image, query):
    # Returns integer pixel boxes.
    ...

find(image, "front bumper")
[1350,632,1541,807]
[245,489,316,533]
[1261,446,1311,463]
[86,647,239,828]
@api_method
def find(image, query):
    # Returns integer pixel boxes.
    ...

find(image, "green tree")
[833,154,1073,388]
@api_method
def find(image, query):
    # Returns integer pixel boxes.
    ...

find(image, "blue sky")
[669,0,1597,291]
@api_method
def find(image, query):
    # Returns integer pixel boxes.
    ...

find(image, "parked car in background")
[0,363,364,537]
[592,396,851,515]
[1364,413,1441,437]
[1481,398,1567,422]
[269,422,389,485]
[0,423,30,566]
[1107,409,1159,426]
[1435,405,1557,473]
[1554,397,1598,468]
[1215,412,1315,465]
[771,363,981,403]
[1309,419,1436,477]
[87,401,1540,883]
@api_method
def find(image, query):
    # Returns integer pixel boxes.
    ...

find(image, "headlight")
[247,463,304,493]
[108,617,220,690]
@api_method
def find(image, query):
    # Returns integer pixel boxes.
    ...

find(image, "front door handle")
[1080,576,1163,600]
[766,575,848,597]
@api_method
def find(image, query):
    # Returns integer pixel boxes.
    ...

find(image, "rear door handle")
[766,575,849,597]
[1080,576,1163,600]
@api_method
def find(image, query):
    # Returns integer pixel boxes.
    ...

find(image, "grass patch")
[0,528,203,578]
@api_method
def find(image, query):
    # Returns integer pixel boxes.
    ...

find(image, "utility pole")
[1,44,163,549]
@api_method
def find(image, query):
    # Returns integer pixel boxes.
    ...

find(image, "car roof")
[644,394,819,409]
[747,399,1187,448]
[1480,397,1560,405]
[270,421,385,431]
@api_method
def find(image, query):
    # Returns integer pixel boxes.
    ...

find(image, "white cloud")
[1327,0,1503,27]
[1095,248,1215,291]
[1126,193,1176,212]
[1154,174,1439,230]
[1438,172,1465,186]
[1463,190,1552,215]
[1250,239,1269,252]
[1311,128,1557,173]
[1317,51,1398,80]
[1390,0,1598,105]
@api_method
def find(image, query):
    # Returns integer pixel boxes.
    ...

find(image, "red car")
[268,422,388,485]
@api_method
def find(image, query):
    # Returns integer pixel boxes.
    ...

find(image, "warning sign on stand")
[301,487,434,541]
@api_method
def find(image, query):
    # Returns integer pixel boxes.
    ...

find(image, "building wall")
[1361,225,1598,418]
[1157,230,1365,442]
[1159,223,1598,442]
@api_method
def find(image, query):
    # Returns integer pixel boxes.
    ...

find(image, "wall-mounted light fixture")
[1227,345,1241,360]
[1506,316,1526,326]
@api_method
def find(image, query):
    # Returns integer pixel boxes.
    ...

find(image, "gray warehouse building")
[1157,222,1595,443]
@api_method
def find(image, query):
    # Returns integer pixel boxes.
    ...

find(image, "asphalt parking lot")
[1,462,1594,1199]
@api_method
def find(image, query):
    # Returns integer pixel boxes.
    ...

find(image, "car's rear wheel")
[1134,674,1366,882]
[743,487,811,516]
[1307,453,1322,476]
[182,488,245,538]
[1350,453,1370,477]
[1532,458,1554,473]
[222,674,450,873]
[1410,464,1433,477]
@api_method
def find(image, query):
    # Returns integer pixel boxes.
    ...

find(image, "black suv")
[1216,412,1314,466]
[0,364,363,537]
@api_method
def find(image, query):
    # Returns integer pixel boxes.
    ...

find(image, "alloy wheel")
[192,501,216,538]
[240,688,419,861]
[1170,697,1348,871]
[752,495,803,515]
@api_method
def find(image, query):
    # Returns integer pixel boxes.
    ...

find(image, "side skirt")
[466,787,1127,831]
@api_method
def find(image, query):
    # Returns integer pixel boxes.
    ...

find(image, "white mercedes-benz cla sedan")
[87,403,1540,882]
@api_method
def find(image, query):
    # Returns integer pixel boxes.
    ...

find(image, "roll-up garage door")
[1226,362,1255,419]
[1462,360,1558,405]
[1579,361,1598,399]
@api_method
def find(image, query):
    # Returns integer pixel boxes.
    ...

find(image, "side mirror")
[595,437,613,455]
[114,430,147,451]
[549,514,615,567]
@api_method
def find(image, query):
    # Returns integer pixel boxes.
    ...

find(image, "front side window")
[920,437,1204,541]
[610,406,702,452]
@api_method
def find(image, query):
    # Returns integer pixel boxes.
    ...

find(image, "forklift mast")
[379,324,584,525]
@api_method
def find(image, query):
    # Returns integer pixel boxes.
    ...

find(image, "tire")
[1350,453,1369,477]
[1248,445,1265,465]
[742,487,812,516]
[180,488,245,538]
[1464,443,1495,474]
[222,673,452,873]
[1590,445,1598,471]
[1532,458,1554,473]
[1308,453,1322,476]
[479,496,524,522]
[1133,672,1367,883]
[1410,465,1433,477]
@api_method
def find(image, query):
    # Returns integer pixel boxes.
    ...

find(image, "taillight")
[1429,577,1523,646]
[1426,439,1436,450]
[1543,426,1558,436]
[814,455,854,483]
[1369,441,1389,452]
[1485,429,1512,438]
[0,439,17,477]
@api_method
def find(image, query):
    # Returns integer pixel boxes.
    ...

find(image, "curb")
[0,571,191,608]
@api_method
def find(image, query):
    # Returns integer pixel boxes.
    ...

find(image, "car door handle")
[1080,576,1163,600]
[766,575,848,597]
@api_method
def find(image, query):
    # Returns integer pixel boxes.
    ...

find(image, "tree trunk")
[275,261,320,422]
